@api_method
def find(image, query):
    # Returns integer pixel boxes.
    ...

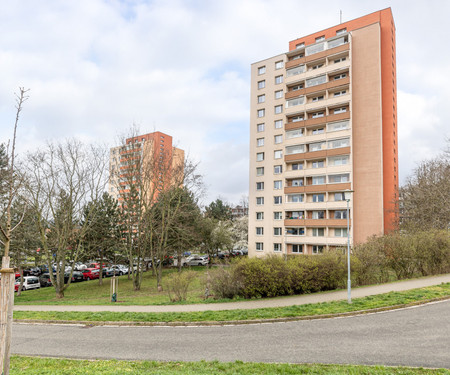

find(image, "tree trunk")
[157,263,163,292]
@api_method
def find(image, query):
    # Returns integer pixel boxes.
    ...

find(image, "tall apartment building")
[249,8,398,257]
[109,131,184,204]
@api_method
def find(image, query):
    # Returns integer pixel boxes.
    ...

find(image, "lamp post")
[345,190,354,304]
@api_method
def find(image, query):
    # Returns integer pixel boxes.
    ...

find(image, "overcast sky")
[1,0,449,206]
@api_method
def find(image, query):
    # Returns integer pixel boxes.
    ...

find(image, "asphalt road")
[11,300,450,368]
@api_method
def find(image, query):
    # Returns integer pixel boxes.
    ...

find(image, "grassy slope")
[10,357,450,375]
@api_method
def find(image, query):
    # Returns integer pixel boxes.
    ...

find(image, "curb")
[14,296,450,327]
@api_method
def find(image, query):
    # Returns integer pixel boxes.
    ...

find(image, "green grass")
[9,357,450,374]
[14,267,217,305]
[13,283,450,323]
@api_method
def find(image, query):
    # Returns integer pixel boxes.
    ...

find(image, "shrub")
[353,236,391,285]
[166,271,197,302]
[206,267,243,299]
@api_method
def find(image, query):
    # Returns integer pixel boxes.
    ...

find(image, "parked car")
[102,268,114,278]
[66,271,84,283]
[15,276,41,291]
[39,273,53,287]
[88,263,107,269]
[110,265,127,276]
[185,255,208,266]
[81,268,100,280]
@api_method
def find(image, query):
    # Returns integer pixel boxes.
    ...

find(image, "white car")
[15,276,41,291]
[185,256,208,266]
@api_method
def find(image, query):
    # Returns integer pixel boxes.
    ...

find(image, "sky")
[1,0,449,206]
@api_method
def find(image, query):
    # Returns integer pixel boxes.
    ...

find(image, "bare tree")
[0,87,29,375]
[400,146,450,231]
[23,140,108,298]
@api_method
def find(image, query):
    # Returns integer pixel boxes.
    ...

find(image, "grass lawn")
[13,283,450,323]
[14,267,215,305]
[10,357,450,375]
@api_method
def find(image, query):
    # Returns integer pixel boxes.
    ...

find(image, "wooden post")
[1,256,15,375]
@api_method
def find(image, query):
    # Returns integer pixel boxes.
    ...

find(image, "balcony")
[285,42,350,70]
[284,218,350,227]
[284,182,351,194]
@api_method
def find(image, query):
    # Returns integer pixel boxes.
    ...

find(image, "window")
[275,75,284,84]
[274,196,282,205]
[312,228,325,237]
[256,242,264,251]
[312,176,326,185]
[274,165,282,174]
[312,210,325,219]
[256,227,264,235]
[292,163,303,170]
[256,197,264,205]
[257,123,265,132]
[328,36,345,49]
[312,95,324,102]
[336,28,347,35]
[275,105,283,114]
[333,90,347,97]
[286,65,306,77]
[334,192,345,201]
[256,167,264,176]
[257,94,265,103]
[274,150,282,159]
[274,212,282,220]
[291,114,304,122]
[274,243,282,252]
[286,97,304,108]
[257,109,265,118]
[312,127,324,135]
[313,193,325,202]
[334,73,347,80]
[291,84,304,91]
[257,138,264,147]
[312,245,324,254]
[335,228,348,237]
[334,57,346,63]
[286,144,305,155]
[292,244,303,253]
[275,90,283,99]
[329,174,350,183]
[274,120,283,129]
[333,107,347,114]
[291,178,303,186]
[256,152,264,161]
[328,138,350,149]
[286,227,305,236]
[286,129,303,139]
[315,35,325,42]
[309,142,325,151]
[274,135,283,144]
[306,75,326,87]
[334,210,347,219]
[258,80,265,89]
[290,211,305,219]
[256,212,264,220]
[311,63,324,70]
[258,66,266,75]
[311,111,324,118]
[296,42,305,49]
[274,227,282,236]
[287,194,304,203]
[312,160,325,168]
[274,180,282,190]
[275,61,284,69]
[256,182,264,190]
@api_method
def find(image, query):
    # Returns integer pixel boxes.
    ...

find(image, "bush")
[166,271,197,302]
[206,267,243,299]
[353,236,391,285]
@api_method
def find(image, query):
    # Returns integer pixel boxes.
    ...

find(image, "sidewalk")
[13,274,450,313]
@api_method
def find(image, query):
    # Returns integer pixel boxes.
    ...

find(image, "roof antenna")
[340,10,343,24]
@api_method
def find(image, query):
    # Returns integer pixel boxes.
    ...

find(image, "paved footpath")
[14,274,450,313]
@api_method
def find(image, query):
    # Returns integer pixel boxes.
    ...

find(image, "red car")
[81,268,100,280]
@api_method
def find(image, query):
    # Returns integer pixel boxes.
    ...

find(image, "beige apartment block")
[249,8,398,257]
